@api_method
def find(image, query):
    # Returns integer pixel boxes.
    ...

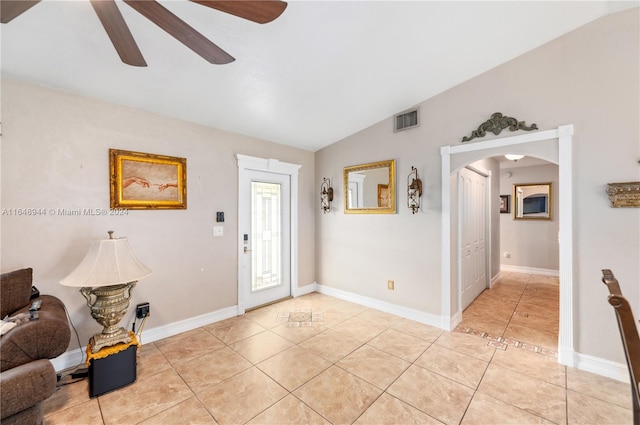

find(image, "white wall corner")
[490,271,502,288]
[442,309,461,331]
[293,282,318,297]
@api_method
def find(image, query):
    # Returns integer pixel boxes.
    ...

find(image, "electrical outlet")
[387,280,395,290]
[136,302,150,319]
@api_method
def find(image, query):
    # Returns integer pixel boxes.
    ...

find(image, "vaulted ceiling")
[1,1,634,151]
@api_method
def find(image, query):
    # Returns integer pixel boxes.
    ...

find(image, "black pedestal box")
[88,345,137,397]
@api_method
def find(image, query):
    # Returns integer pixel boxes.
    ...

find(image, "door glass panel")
[251,181,282,292]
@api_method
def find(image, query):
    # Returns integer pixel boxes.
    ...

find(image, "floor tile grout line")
[46,285,629,425]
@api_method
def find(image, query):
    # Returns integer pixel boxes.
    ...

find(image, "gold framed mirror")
[344,160,395,214]
[513,182,552,220]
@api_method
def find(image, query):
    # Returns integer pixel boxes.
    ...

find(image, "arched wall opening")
[440,125,575,366]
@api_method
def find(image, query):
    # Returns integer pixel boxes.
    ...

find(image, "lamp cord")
[64,302,84,365]
[56,303,87,386]
[135,314,148,345]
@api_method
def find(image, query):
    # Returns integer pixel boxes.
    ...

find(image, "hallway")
[457,272,559,357]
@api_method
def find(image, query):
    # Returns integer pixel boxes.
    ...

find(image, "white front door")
[236,154,300,314]
[239,168,292,310]
[459,166,488,310]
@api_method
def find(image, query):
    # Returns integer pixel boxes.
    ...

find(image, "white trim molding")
[441,124,575,365]
[500,265,560,277]
[573,352,630,383]
[51,305,238,372]
[316,283,442,328]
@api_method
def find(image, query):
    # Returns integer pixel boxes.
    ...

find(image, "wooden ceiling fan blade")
[90,0,147,67]
[190,1,287,24]
[123,0,234,65]
[1,0,41,24]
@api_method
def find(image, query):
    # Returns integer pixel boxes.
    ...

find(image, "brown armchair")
[0,268,71,425]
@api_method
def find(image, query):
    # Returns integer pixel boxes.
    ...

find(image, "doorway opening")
[459,156,560,355]
[440,125,574,366]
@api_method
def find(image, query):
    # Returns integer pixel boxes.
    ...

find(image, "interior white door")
[240,169,291,309]
[459,166,488,310]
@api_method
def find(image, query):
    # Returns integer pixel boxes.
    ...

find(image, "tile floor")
[458,271,561,356]
[44,273,633,425]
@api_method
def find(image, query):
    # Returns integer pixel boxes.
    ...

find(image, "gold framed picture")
[110,149,186,209]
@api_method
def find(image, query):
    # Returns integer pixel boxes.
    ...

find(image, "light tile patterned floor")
[44,275,633,425]
[457,271,560,356]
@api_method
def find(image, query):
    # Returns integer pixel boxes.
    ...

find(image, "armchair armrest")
[0,296,71,372]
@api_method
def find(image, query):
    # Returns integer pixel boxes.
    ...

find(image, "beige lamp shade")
[60,235,151,287]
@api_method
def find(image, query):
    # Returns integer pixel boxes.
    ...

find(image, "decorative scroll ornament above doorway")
[461,112,538,142]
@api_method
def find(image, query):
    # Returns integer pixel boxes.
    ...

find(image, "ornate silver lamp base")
[89,327,132,353]
[80,281,137,353]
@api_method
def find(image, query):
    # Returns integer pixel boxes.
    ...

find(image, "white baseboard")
[51,284,319,373]
[52,285,630,386]
[500,265,560,277]
[572,351,630,383]
[51,305,238,372]
[293,282,317,297]
[445,309,462,332]
[315,283,442,329]
[490,272,501,288]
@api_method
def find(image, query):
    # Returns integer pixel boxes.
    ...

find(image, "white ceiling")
[1,1,636,151]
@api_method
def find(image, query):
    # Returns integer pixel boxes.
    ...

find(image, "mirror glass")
[513,182,552,220]
[344,160,395,214]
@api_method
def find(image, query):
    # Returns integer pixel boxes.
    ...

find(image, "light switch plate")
[213,226,223,237]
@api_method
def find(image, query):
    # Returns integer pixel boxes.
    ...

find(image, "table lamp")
[60,231,151,353]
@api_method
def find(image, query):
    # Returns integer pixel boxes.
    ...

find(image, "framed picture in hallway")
[110,149,187,210]
[500,195,510,214]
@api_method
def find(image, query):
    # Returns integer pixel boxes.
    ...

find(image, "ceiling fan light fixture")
[505,154,525,162]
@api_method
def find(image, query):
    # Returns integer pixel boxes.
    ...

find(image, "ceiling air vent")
[394,109,419,132]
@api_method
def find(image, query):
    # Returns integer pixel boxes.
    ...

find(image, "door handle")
[244,247,252,253]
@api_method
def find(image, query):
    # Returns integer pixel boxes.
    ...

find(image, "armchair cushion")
[1,268,33,319]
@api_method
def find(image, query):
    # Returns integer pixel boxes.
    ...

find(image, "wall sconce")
[320,177,333,214]
[407,166,422,214]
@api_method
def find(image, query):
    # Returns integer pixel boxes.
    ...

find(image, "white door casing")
[441,125,574,366]
[236,154,301,313]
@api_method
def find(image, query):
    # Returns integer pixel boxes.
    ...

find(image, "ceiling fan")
[1,0,287,66]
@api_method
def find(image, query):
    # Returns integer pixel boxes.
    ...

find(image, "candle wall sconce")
[320,177,334,213]
[407,166,422,214]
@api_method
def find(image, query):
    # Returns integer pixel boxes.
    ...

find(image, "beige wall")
[316,7,639,363]
[0,79,316,352]
[500,163,560,272]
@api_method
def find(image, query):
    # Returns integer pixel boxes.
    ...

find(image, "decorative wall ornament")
[407,166,422,214]
[461,112,538,142]
[320,177,333,213]
[606,182,640,207]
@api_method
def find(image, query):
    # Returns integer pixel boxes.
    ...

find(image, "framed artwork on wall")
[500,195,510,214]
[110,149,187,209]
